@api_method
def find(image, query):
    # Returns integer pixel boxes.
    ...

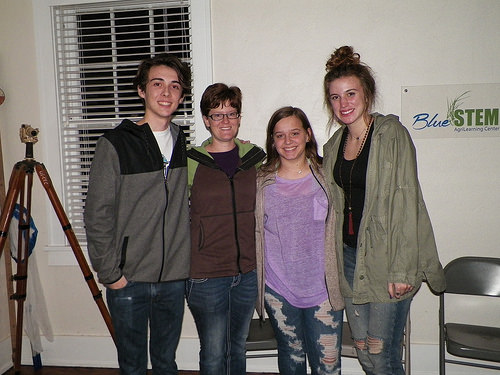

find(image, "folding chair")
[439,256,500,374]
[245,318,278,359]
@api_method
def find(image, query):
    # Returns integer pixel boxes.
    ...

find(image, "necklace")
[349,133,363,140]
[338,117,373,236]
[277,161,309,179]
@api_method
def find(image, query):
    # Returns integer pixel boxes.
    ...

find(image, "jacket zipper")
[229,172,242,273]
[157,177,168,282]
[157,138,170,282]
[188,146,265,274]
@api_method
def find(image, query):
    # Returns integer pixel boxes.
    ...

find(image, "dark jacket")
[84,119,191,285]
[187,139,265,278]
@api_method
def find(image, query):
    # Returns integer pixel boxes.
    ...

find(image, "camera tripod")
[0,125,115,373]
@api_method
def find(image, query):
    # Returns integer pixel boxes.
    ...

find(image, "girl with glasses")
[186,83,265,375]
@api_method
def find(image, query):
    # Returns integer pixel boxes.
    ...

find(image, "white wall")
[210,0,500,354]
[1,0,499,374]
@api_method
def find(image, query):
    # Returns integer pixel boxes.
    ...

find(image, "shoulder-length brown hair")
[260,106,322,173]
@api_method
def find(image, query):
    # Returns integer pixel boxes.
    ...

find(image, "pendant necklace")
[339,118,373,236]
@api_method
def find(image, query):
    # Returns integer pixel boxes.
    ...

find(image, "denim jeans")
[106,280,185,375]
[186,270,257,375]
[264,285,342,375]
[343,243,411,375]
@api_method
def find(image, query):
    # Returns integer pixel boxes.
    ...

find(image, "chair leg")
[439,295,445,375]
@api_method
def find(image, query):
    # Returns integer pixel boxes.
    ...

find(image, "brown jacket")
[188,141,265,278]
[255,164,345,318]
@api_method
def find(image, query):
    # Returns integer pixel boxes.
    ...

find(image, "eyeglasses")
[207,112,240,121]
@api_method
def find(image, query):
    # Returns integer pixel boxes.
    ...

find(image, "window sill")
[45,244,89,267]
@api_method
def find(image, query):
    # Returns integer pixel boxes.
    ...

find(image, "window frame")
[33,0,212,265]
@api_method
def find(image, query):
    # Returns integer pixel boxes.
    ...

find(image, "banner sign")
[401,83,500,138]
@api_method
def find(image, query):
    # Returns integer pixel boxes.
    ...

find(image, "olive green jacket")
[323,113,446,304]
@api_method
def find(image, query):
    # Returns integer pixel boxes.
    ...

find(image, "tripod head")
[19,124,39,159]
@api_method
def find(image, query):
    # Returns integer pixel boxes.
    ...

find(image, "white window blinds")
[52,0,194,242]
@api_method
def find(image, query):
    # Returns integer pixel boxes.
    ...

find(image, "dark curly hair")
[133,53,191,104]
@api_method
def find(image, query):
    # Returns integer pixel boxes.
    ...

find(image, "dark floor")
[2,366,277,375]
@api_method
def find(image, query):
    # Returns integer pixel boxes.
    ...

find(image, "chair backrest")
[246,318,278,359]
[444,256,500,296]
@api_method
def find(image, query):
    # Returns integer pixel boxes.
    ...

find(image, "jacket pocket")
[119,236,129,269]
[198,213,233,251]
[364,216,389,276]
[365,215,387,251]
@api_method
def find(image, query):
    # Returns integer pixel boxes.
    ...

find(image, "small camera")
[19,124,39,144]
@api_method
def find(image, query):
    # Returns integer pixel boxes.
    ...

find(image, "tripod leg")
[12,166,33,373]
[0,163,29,373]
[0,163,25,259]
[34,163,116,343]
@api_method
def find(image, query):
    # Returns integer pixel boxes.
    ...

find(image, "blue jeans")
[186,271,257,375]
[106,280,185,375]
[264,285,342,375]
[343,244,411,375]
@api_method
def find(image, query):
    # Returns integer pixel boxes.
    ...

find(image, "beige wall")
[209,0,500,343]
[0,0,44,342]
[1,0,499,372]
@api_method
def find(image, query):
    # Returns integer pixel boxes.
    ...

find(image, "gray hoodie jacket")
[84,119,190,285]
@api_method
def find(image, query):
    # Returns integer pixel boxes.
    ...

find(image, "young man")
[84,54,191,374]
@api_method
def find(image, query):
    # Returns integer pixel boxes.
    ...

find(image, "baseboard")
[0,335,496,374]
